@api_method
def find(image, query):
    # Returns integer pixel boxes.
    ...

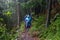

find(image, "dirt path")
[17,31,39,40]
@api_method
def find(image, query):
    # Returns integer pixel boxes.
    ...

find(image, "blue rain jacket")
[24,15,32,28]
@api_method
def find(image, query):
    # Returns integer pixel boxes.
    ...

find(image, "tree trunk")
[46,0,52,27]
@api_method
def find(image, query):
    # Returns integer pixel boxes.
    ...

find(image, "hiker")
[24,14,32,32]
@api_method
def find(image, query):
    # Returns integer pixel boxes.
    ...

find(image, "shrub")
[0,24,18,40]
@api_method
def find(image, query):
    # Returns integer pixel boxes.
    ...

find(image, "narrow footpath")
[17,31,39,40]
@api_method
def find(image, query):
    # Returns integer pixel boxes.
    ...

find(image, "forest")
[0,0,60,40]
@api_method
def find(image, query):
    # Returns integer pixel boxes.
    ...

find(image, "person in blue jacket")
[24,14,32,32]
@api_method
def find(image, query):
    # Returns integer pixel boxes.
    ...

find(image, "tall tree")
[16,0,21,28]
[46,0,52,27]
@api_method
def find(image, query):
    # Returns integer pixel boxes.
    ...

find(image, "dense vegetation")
[20,14,60,40]
[0,0,60,40]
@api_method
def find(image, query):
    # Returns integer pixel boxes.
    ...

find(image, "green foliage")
[3,11,14,29]
[20,14,60,40]
[0,24,18,40]
[45,15,60,40]
[30,15,45,32]
[39,15,60,40]
[20,22,25,32]
[20,0,35,9]
[0,24,6,39]
[3,11,12,17]
[0,18,4,22]
[0,10,18,40]
[20,0,46,9]
[29,14,60,40]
